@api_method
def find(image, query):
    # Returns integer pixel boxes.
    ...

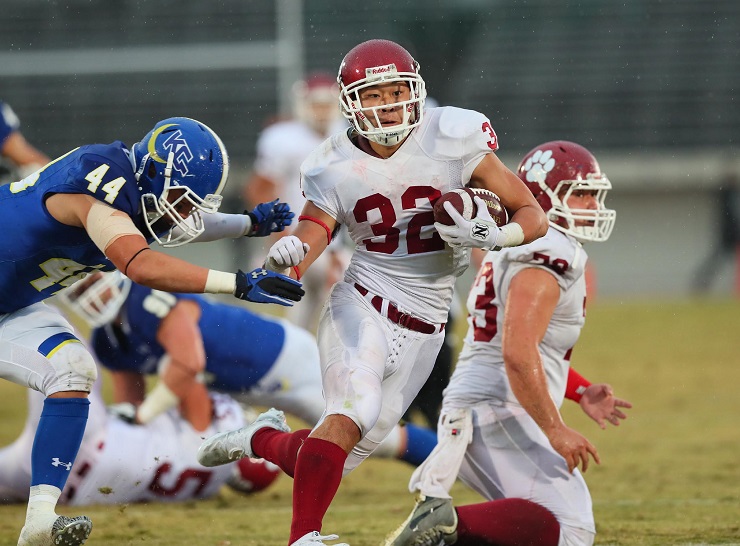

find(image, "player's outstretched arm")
[180,200,295,242]
[46,193,304,305]
[1,130,50,172]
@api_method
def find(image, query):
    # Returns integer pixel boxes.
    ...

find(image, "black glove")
[235,268,304,306]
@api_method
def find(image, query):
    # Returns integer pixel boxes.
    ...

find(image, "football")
[433,188,476,226]
[470,187,509,227]
[433,187,508,227]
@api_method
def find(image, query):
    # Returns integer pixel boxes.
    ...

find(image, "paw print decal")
[522,149,556,184]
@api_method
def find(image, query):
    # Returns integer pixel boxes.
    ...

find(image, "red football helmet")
[517,141,616,242]
[337,39,426,146]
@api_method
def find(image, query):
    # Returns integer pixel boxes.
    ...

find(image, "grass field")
[1,298,739,545]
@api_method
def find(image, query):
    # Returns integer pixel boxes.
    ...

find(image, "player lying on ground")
[0,359,281,505]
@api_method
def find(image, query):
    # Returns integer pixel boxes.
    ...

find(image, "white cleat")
[291,531,349,546]
[197,407,290,467]
[18,514,92,546]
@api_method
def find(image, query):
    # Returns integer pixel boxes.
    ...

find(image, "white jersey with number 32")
[301,106,499,324]
[445,228,588,408]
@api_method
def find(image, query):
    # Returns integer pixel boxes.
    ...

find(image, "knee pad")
[45,341,98,395]
[346,364,383,434]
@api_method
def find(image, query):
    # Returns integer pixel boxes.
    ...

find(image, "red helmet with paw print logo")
[338,39,426,147]
[517,141,616,242]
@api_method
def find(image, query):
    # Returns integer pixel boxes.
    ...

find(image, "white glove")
[265,236,310,275]
[435,196,503,250]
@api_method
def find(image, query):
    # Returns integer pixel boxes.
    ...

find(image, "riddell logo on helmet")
[365,63,397,77]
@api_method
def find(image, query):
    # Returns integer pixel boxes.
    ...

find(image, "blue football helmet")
[131,117,230,247]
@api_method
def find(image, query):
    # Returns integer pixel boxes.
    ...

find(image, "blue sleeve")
[0,101,20,147]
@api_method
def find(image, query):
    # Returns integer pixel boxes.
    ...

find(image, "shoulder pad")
[436,106,491,140]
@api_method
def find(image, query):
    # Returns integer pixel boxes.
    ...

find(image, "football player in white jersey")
[383,141,631,546]
[197,39,548,546]
[0,366,279,506]
[243,72,352,332]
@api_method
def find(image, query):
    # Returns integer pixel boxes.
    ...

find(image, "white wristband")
[492,222,525,250]
[205,270,237,294]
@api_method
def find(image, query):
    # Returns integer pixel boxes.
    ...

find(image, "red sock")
[456,498,560,546]
[289,437,348,543]
[251,428,311,478]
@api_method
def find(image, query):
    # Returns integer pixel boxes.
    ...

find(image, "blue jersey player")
[0,116,303,546]
[60,272,438,468]
[0,101,50,182]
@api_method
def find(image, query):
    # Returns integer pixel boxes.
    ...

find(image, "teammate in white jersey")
[197,39,548,546]
[243,72,351,332]
[383,141,631,546]
[0,369,280,506]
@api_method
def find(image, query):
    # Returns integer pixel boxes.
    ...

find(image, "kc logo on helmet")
[471,222,489,241]
[162,129,194,176]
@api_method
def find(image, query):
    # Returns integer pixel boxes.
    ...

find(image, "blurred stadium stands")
[1,0,738,297]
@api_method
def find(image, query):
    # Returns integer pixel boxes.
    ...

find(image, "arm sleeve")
[173,212,251,242]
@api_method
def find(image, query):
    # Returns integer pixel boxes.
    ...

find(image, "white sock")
[26,484,61,520]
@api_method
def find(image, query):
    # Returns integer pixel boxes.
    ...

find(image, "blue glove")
[235,268,304,306]
[246,200,295,237]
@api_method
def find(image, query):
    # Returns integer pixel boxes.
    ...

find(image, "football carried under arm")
[435,195,520,250]
[467,152,549,247]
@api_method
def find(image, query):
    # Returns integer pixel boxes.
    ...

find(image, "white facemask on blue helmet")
[58,271,132,328]
[131,117,230,247]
